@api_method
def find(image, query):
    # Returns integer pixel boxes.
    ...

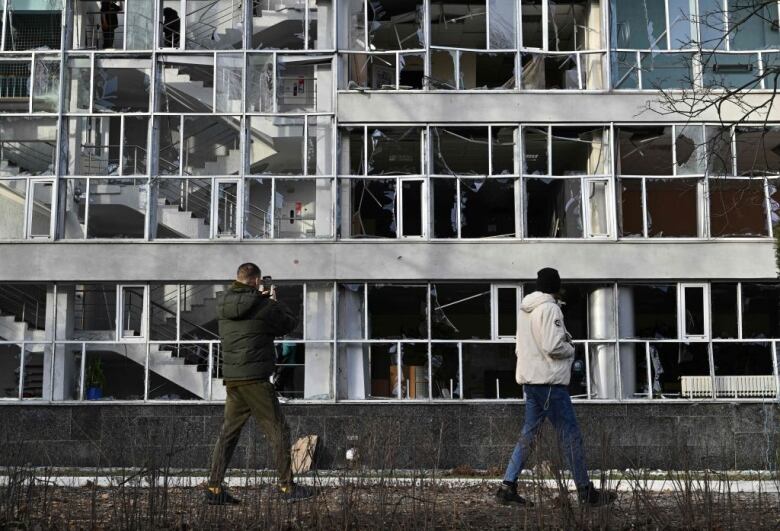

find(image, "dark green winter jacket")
[216,282,298,381]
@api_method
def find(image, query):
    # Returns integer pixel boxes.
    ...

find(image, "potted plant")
[85,358,106,400]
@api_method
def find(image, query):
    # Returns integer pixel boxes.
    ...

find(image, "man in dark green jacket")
[206,262,312,504]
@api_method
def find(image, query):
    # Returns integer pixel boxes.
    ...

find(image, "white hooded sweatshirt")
[515,291,575,386]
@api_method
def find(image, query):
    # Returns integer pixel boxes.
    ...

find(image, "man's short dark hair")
[237,262,261,283]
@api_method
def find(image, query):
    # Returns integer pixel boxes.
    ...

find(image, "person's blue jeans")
[502,384,590,488]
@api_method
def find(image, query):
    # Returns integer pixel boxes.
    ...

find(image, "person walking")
[496,268,616,508]
[206,262,314,505]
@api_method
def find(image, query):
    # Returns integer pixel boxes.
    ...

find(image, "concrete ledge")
[0,241,776,281]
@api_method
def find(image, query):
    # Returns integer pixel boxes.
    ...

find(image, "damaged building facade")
[0,0,779,470]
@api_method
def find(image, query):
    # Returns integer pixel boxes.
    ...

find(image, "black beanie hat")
[536,268,561,294]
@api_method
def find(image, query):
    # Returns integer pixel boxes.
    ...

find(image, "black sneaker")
[577,482,617,507]
[205,486,241,505]
[280,483,316,502]
[495,482,534,507]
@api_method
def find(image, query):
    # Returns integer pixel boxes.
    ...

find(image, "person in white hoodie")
[496,268,616,508]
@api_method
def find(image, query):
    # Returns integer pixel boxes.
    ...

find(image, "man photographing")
[206,263,314,504]
[496,268,616,508]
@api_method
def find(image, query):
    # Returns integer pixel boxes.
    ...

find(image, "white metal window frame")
[678,282,710,340]
[25,178,56,239]
[116,284,148,342]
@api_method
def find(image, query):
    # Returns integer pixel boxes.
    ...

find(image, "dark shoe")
[495,482,534,507]
[280,483,316,502]
[205,485,241,505]
[577,482,617,507]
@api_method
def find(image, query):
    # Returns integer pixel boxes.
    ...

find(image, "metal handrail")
[0,285,45,330]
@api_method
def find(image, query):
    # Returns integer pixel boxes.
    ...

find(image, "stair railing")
[0,285,46,330]
[185,0,243,50]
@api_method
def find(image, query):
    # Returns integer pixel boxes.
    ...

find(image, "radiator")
[681,375,777,398]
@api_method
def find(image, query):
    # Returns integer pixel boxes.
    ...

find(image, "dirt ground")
[2,480,780,530]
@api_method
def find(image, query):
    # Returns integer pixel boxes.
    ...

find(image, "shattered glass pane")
[675,125,706,175]
[711,283,738,339]
[459,52,516,90]
[645,178,700,237]
[489,0,517,49]
[432,127,489,175]
[492,126,517,175]
[399,53,425,89]
[741,283,780,339]
[430,1,487,48]
[620,284,678,339]
[611,51,639,89]
[734,127,780,177]
[429,50,457,89]
[611,0,668,49]
[368,284,427,339]
[648,342,710,398]
[525,178,583,238]
[521,53,580,89]
[618,178,644,237]
[709,178,768,237]
[460,178,516,238]
[617,126,674,175]
[431,284,491,340]
[369,343,398,398]
[640,52,694,89]
[713,343,775,398]
[347,53,397,89]
[523,127,548,175]
[431,344,460,399]
[432,178,458,238]
[462,344,522,398]
[548,0,603,51]
[551,127,610,175]
[350,179,397,238]
[368,0,424,50]
[367,127,423,175]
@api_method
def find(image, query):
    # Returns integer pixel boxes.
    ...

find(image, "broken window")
[249,116,304,174]
[184,0,243,50]
[27,180,53,239]
[342,127,365,175]
[523,127,548,175]
[368,0,424,50]
[618,178,644,237]
[159,55,214,112]
[0,344,47,400]
[490,0,517,48]
[459,51,516,90]
[430,1,487,48]
[399,343,429,399]
[734,127,780,177]
[611,0,668,50]
[31,56,59,113]
[569,344,590,398]
[83,347,145,400]
[617,127,674,175]
[93,56,151,113]
[713,343,775,398]
[86,178,148,239]
[275,285,304,339]
[431,284,491,339]
[547,0,603,51]
[462,343,522,398]
[611,51,639,89]
[349,178,397,238]
[64,56,91,112]
[709,178,768,237]
[432,127,489,175]
[431,344,460,399]
[273,178,335,239]
[711,283,738,339]
[551,127,610,175]
[66,116,121,175]
[215,179,239,238]
[149,284,179,340]
[367,127,423,175]
[619,284,678,339]
[675,124,706,175]
[184,115,241,176]
[621,342,649,398]
[645,178,701,237]
[273,343,306,399]
[215,53,244,113]
[367,343,398,398]
[555,283,616,339]
[494,286,519,339]
[460,178,516,238]
[706,126,734,176]
[61,284,117,339]
[346,53,397,89]
[147,343,205,400]
[649,342,711,398]
[429,50,457,89]
[520,53,581,89]
[0,58,30,112]
[525,178,582,238]
[492,127,517,175]
[368,284,427,339]
[61,179,87,239]
[122,117,149,176]
[0,117,57,175]
[243,178,272,239]
[154,178,212,239]
[585,179,610,237]
[3,1,63,51]
[400,179,424,237]
[741,283,780,339]
[680,284,707,339]
[431,178,458,238]
[0,284,49,339]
